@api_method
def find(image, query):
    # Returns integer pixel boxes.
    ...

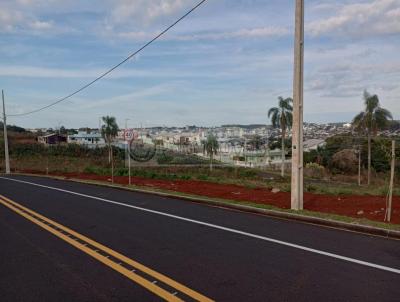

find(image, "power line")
[8,0,207,117]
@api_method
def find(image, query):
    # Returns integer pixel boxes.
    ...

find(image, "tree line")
[268,90,394,184]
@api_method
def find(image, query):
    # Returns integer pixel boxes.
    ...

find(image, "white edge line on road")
[1,176,400,275]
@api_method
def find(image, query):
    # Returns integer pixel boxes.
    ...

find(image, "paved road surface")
[0,175,399,301]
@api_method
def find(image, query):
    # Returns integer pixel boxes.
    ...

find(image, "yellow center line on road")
[0,194,213,302]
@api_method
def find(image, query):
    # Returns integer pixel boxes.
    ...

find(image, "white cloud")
[304,43,400,116]
[0,4,54,33]
[111,0,189,23]
[2,0,399,126]
[308,0,400,36]
[78,81,184,110]
[0,64,223,79]
[0,7,23,32]
[117,30,158,41]
[118,26,289,41]
[30,20,53,30]
[0,65,102,78]
[178,26,289,41]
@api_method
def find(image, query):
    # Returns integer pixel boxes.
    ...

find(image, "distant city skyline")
[1,0,399,128]
[2,111,393,130]
[20,119,359,131]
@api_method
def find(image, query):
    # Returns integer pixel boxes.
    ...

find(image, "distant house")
[38,133,67,145]
[303,139,326,152]
[67,131,105,148]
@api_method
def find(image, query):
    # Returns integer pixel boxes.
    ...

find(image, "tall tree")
[268,96,293,177]
[352,90,392,185]
[203,134,219,172]
[101,116,119,183]
[59,126,67,135]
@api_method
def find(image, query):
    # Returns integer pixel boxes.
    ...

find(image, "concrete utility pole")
[291,0,304,210]
[2,90,11,174]
[386,140,395,222]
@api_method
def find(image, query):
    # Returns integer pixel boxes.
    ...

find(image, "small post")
[2,90,11,174]
[358,145,361,186]
[386,140,395,222]
[244,138,247,167]
[125,118,131,186]
[128,141,131,185]
[111,146,114,184]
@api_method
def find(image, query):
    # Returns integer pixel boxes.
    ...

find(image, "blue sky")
[1,0,399,128]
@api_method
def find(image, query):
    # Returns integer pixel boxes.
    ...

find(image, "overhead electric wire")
[8,0,207,117]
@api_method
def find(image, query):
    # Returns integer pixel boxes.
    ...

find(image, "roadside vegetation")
[352,90,393,185]
[1,136,399,197]
[0,89,399,199]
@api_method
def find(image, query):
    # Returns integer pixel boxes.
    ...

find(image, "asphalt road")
[0,175,400,302]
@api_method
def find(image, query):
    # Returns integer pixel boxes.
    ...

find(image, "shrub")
[305,184,317,192]
[239,169,258,178]
[304,162,325,179]
[330,149,358,174]
[197,175,209,181]
[83,166,110,175]
[7,143,126,160]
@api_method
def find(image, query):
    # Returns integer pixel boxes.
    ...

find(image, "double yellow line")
[0,194,213,302]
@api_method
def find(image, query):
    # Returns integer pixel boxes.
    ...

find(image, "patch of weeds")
[84,166,110,175]
[306,184,317,193]
[239,169,258,178]
[115,168,129,176]
[197,174,209,181]
[149,172,158,179]
[243,182,258,189]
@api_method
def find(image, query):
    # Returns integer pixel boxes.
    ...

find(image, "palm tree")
[203,134,219,172]
[352,90,392,185]
[101,116,119,183]
[268,96,293,177]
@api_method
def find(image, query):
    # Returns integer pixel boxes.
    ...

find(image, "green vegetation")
[304,135,400,177]
[0,122,26,133]
[352,90,393,185]
[1,110,398,199]
[156,151,209,165]
[101,115,119,182]
[5,143,125,159]
[202,134,219,171]
[1,136,397,197]
[268,96,293,177]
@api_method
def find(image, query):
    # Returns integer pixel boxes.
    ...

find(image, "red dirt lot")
[22,170,400,224]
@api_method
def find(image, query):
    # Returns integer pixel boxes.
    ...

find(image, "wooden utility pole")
[2,90,10,174]
[386,140,395,222]
[291,0,304,210]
